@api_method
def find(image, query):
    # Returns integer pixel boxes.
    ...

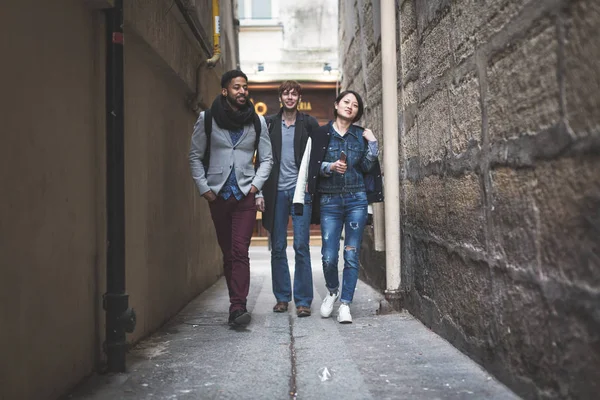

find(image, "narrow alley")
[2,1,598,399]
[66,247,519,400]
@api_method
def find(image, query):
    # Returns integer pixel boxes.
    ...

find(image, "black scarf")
[210,95,256,131]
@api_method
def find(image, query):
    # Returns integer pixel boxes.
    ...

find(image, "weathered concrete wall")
[0,0,236,399]
[341,0,600,398]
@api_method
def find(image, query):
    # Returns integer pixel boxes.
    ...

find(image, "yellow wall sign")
[250,98,313,116]
[254,101,268,116]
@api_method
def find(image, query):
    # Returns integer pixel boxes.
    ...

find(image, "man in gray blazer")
[189,70,273,327]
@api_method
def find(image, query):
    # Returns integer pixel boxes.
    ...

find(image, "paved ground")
[66,246,520,400]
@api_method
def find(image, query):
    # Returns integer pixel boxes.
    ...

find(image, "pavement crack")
[288,315,297,399]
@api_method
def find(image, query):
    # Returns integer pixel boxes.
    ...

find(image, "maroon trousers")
[209,193,257,312]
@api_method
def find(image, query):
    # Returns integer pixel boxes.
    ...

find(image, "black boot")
[228,309,251,326]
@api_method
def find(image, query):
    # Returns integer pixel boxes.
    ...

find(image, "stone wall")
[0,1,236,399]
[340,0,600,398]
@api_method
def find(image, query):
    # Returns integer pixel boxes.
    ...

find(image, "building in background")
[238,0,339,124]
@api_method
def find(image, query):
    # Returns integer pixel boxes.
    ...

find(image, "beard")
[227,92,247,109]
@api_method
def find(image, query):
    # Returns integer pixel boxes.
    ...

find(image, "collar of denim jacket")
[329,121,362,140]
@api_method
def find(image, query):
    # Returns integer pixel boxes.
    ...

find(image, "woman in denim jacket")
[293,90,379,323]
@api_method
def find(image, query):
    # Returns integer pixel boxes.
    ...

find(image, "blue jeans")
[320,192,368,304]
[271,189,313,307]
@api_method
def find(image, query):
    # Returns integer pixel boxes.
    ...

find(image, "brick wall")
[340,0,600,398]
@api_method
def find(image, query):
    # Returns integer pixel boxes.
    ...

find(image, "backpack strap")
[202,109,212,170]
[252,114,262,170]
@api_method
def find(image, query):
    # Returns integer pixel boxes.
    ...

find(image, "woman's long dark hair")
[333,90,364,122]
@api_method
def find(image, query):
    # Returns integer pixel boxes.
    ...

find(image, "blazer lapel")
[234,124,250,148]
[215,123,234,147]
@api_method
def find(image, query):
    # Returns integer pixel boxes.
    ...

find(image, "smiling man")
[261,81,320,317]
[189,70,273,327]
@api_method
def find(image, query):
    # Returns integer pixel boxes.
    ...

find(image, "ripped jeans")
[319,191,368,304]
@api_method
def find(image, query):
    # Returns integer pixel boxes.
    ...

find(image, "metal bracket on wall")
[103,292,137,334]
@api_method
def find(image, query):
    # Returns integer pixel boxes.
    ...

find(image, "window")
[252,0,271,19]
[238,1,245,19]
[239,0,276,20]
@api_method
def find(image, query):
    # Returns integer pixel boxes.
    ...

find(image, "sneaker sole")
[338,319,353,324]
[232,312,251,326]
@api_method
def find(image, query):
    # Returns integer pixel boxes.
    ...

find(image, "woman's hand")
[362,128,377,142]
[330,160,347,174]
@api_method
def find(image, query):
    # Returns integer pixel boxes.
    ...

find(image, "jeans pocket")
[353,191,367,200]
[320,194,331,205]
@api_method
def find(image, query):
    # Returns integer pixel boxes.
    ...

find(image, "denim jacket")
[318,122,378,194]
[292,123,382,224]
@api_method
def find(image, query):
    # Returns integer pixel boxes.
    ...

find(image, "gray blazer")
[189,111,273,197]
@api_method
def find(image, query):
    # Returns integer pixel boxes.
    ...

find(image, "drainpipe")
[206,0,222,67]
[104,0,136,372]
[192,0,221,111]
[380,0,402,302]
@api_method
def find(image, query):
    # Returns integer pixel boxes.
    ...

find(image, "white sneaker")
[337,304,352,324]
[320,290,340,318]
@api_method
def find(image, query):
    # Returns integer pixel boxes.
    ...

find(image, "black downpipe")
[104,0,136,373]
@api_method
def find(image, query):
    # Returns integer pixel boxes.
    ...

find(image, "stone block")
[445,173,486,249]
[449,70,482,155]
[450,0,527,63]
[406,172,484,249]
[419,12,452,88]
[400,0,417,40]
[418,89,450,164]
[487,18,560,141]
[491,156,600,287]
[491,167,538,271]
[491,270,600,398]
[366,52,383,89]
[415,0,451,36]
[364,103,383,145]
[400,31,419,78]
[405,176,447,238]
[402,80,418,107]
[405,116,419,161]
[490,270,560,394]
[418,242,494,339]
[533,156,600,288]
[563,0,600,137]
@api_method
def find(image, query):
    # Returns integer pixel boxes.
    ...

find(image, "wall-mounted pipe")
[206,0,221,67]
[380,0,402,301]
[104,0,136,373]
[191,0,221,112]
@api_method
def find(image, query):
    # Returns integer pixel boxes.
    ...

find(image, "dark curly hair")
[221,69,248,88]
